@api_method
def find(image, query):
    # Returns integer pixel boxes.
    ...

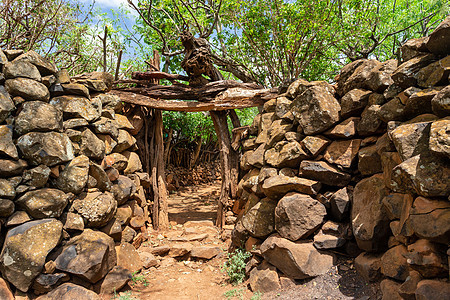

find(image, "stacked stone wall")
[233,16,450,298]
[0,49,151,297]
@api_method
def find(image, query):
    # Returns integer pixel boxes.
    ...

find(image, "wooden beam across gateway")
[110,87,277,112]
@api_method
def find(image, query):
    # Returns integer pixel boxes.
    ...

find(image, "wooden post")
[210,111,239,228]
[155,109,169,229]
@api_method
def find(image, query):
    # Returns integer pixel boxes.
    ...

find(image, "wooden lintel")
[110,90,267,112]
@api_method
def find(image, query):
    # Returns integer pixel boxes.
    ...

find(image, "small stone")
[116,243,143,274]
[249,261,281,293]
[415,280,450,300]
[16,188,69,219]
[299,160,351,187]
[381,245,409,281]
[5,78,49,102]
[100,266,132,295]
[190,246,221,260]
[355,252,382,282]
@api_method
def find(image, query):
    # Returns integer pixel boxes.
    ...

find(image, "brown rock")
[401,37,429,62]
[426,15,450,55]
[15,101,63,136]
[352,174,390,251]
[63,212,84,232]
[35,283,100,300]
[89,162,112,192]
[429,117,450,157]
[405,87,443,116]
[241,198,276,238]
[399,270,422,300]
[382,194,408,220]
[389,121,431,161]
[358,144,382,175]
[380,279,403,300]
[416,56,450,88]
[0,219,63,292]
[357,104,383,136]
[72,191,117,228]
[100,266,131,294]
[324,139,361,169]
[190,246,221,260]
[123,151,143,174]
[339,59,381,95]
[355,252,382,282]
[313,231,346,249]
[14,50,56,75]
[299,160,351,187]
[169,243,193,257]
[32,273,70,295]
[415,279,450,300]
[249,261,281,293]
[56,155,89,194]
[340,89,372,118]
[0,277,14,300]
[50,95,99,122]
[260,235,335,280]
[275,193,326,241]
[116,243,143,274]
[16,188,69,219]
[330,187,352,221]
[111,175,136,205]
[300,136,330,157]
[80,129,105,160]
[380,151,403,191]
[0,126,17,160]
[0,89,15,124]
[324,117,359,138]
[139,252,159,268]
[55,229,116,283]
[0,159,27,177]
[262,175,321,199]
[0,199,14,218]
[381,245,409,281]
[291,85,341,135]
[378,97,407,122]
[391,53,437,88]
[431,85,450,117]
[404,239,448,278]
[409,197,450,244]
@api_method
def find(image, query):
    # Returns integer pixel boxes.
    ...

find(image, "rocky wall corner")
[0,49,153,298]
[232,16,450,299]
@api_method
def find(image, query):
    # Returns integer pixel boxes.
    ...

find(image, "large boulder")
[4,60,41,81]
[55,155,89,194]
[336,59,380,95]
[275,193,326,241]
[426,15,450,55]
[16,132,74,166]
[431,86,450,117]
[5,78,49,102]
[260,235,334,280]
[291,85,341,135]
[249,261,281,293]
[429,118,450,157]
[391,54,437,88]
[299,160,351,187]
[389,121,432,161]
[36,283,100,300]
[0,125,18,159]
[14,101,63,135]
[13,50,56,76]
[401,37,429,62]
[241,199,277,238]
[0,219,63,292]
[352,174,390,251]
[55,229,116,283]
[71,192,117,227]
[323,139,361,169]
[340,89,372,118]
[50,95,100,122]
[262,175,321,199]
[16,188,69,219]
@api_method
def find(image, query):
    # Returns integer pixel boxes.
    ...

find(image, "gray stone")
[22,165,50,188]
[111,175,136,206]
[50,95,100,122]
[16,188,69,219]
[71,192,117,227]
[0,219,63,292]
[5,78,49,102]
[56,155,89,194]
[4,60,41,81]
[13,50,56,76]
[14,101,63,135]
[242,198,277,238]
[0,125,18,159]
[299,160,351,187]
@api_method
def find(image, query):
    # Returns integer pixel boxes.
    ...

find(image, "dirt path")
[113,181,379,300]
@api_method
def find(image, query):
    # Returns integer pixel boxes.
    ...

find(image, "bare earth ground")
[113,181,380,300]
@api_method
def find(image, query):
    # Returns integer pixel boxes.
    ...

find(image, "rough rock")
[415,280,450,300]
[358,144,382,175]
[337,59,380,95]
[63,212,85,232]
[330,187,352,221]
[405,87,443,116]
[139,252,159,268]
[262,175,321,198]
[340,89,372,118]
[0,125,18,159]
[80,128,105,160]
[249,261,281,293]
[299,160,351,187]
[399,270,422,300]
[324,117,359,138]
[426,15,450,55]
[89,162,112,192]
[35,283,100,300]
[16,132,74,166]
[14,50,56,75]
[32,273,70,295]
[378,97,407,122]
[391,53,437,88]
[0,89,15,124]
[260,235,335,280]
[300,136,330,157]
[291,85,341,135]
[4,60,41,81]
[380,279,403,300]
[429,118,450,157]
[355,252,382,282]
[55,229,116,283]
[0,180,15,200]
[16,188,69,219]
[100,266,131,295]
[389,121,431,161]
[0,199,15,217]
[416,56,450,88]
[111,175,136,205]
[404,239,448,278]
[382,194,409,220]
[408,197,450,244]
[268,141,309,168]
[50,95,99,122]
[313,232,346,250]
[5,78,49,102]
[401,37,429,61]
[22,165,50,188]
[241,199,277,238]
[71,192,117,227]
[190,246,221,260]
[324,139,361,168]
[56,155,89,194]
[14,101,63,135]
[0,278,14,300]
[431,85,450,117]
[123,151,143,174]
[91,117,119,138]
[381,245,409,281]
[0,219,62,292]
[0,159,27,177]
[114,129,136,153]
[275,193,326,241]
[352,174,390,251]
[357,105,383,136]
[116,242,143,274]
[169,243,193,257]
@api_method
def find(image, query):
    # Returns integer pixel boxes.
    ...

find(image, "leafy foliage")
[222,248,251,285]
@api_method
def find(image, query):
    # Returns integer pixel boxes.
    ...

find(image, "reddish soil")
[113,181,380,300]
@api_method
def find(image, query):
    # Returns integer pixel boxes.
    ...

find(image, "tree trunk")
[154,109,169,229]
[210,110,239,228]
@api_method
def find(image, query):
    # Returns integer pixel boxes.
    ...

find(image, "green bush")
[222,248,252,285]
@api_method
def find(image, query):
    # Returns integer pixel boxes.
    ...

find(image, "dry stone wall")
[233,16,450,298]
[0,49,151,298]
